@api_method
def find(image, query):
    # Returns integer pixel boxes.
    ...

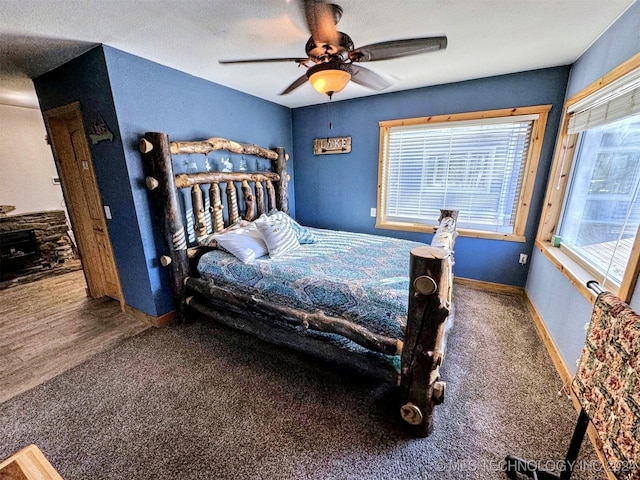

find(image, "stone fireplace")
[0,210,81,288]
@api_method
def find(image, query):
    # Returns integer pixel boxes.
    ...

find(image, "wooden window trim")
[377,105,551,242]
[536,52,640,302]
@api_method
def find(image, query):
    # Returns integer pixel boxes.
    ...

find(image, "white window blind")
[383,115,537,233]
[567,68,640,134]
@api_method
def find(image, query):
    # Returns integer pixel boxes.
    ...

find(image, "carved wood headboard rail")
[168,137,279,159]
[141,133,289,237]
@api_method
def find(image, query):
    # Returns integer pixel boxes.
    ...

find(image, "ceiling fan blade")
[280,74,309,95]
[219,57,309,64]
[301,0,340,46]
[349,64,392,91]
[350,36,447,62]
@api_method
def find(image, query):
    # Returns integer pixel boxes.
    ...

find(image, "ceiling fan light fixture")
[220,2,448,99]
[307,62,351,97]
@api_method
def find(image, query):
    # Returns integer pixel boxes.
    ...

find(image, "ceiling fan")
[219,0,447,99]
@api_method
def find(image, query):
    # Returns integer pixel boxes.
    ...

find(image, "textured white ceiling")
[0,0,636,109]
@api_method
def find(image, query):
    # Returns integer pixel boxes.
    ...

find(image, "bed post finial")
[273,147,289,214]
[141,132,189,321]
[439,209,459,222]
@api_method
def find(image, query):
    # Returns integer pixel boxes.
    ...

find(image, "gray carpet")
[0,286,606,479]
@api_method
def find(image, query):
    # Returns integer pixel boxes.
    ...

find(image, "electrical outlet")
[519,253,528,264]
[370,208,377,217]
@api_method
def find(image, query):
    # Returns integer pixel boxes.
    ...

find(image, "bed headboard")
[139,132,289,312]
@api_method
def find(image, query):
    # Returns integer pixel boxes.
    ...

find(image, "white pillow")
[196,220,249,248]
[213,223,268,263]
[254,213,300,257]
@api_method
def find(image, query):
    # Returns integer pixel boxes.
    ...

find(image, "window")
[538,54,640,300]
[558,71,640,292]
[377,106,551,241]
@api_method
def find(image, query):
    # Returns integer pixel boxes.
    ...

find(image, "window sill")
[534,239,599,303]
[376,220,526,242]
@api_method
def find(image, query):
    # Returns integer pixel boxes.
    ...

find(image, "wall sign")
[88,114,114,144]
[313,136,351,155]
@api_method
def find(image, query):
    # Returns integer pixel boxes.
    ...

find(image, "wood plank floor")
[0,270,149,404]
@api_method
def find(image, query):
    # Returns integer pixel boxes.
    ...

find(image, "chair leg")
[503,455,561,479]
[504,408,590,480]
[560,409,590,480]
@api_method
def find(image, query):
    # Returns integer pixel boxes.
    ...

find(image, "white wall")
[0,104,65,216]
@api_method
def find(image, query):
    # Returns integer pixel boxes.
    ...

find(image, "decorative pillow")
[212,223,268,263]
[290,219,317,244]
[196,220,249,249]
[254,213,300,257]
[267,209,317,244]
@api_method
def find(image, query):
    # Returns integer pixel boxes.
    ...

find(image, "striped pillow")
[254,213,300,257]
[267,209,317,244]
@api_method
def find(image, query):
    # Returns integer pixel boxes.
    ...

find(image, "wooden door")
[44,102,124,305]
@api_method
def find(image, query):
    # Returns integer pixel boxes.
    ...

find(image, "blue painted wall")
[34,45,293,317]
[527,1,640,374]
[103,46,293,317]
[33,47,151,314]
[292,67,570,287]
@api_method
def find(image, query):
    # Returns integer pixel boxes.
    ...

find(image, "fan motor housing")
[305,32,354,60]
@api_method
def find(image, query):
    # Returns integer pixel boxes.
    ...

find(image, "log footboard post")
[400,246,452,436]
[140,132,190,321]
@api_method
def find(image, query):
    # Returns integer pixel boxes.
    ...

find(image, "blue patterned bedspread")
[197,228,426,340]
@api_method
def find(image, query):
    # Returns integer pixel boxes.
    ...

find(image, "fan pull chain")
[326,98,334,140]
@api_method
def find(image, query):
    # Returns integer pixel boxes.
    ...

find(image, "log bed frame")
[140,131,458,436]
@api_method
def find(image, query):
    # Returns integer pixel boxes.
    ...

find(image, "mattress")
[196,228,426,340]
